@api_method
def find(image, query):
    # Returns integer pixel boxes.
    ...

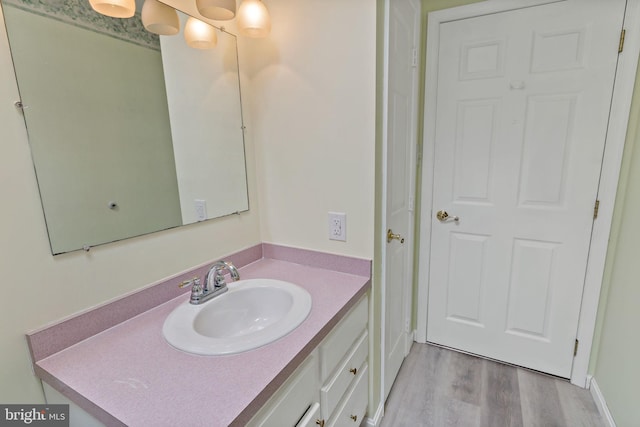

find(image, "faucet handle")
[179,277,203,303]
[178,276,200,289]
[179,277,202,292]
[209,261,240,289]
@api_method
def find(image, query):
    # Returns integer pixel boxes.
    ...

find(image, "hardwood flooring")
[379,343,604,427]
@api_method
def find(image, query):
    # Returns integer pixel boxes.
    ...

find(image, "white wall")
[0,3,261,402]
[244,0,377,259]
[588,62,640,427]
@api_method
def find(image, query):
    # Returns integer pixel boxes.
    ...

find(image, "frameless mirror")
[1,0,249,255]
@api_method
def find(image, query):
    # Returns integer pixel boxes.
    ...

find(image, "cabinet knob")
[316,419,325,427]
[350,415,358,422]
[349,367,357,375]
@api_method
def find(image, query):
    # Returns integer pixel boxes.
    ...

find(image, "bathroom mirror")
[1,0,249,255]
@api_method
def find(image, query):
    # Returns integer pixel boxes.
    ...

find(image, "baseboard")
[589,375,617,427]
[365,401,384,427]
[405,329,416,354]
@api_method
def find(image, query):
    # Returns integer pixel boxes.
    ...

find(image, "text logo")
[0,405,68,426]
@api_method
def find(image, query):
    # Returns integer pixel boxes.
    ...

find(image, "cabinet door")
[43,382,105,427]
[248,353,319,427]
[297,402,322,427]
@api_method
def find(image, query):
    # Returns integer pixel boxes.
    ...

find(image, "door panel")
[453,100,499,203]
[427,0,626,377]
[518,94,576,207]
[446,232,488,326]
[505,238,557,339]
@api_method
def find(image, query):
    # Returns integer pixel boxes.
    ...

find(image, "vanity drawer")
[320,330,368,419]
[296,402,321,427]
[248,353,319,427]
[320,297,368,382]
[326,362,369,427]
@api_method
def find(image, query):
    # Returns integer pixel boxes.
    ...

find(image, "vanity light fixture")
[196,0,236,21]
[184,17,218,49]
[88,0,271,40]
[89,0,135,18]
[237,0,271,38]
[141,0,180,35]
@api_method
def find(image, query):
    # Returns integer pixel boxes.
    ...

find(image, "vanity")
[26,244,371,427]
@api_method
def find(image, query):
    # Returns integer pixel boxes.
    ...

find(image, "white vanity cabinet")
[250,295,369,427]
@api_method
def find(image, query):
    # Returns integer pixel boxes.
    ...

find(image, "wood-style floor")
[380,343,604,427]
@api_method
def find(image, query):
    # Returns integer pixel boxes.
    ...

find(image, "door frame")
[416,0,640,387]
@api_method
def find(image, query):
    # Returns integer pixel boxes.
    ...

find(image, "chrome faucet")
[179,260,240,305]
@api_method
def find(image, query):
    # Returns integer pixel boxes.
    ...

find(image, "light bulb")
[141,0,180,36]
[184,17,218,49]
[89,0,135,18]
[196,0,236,21]
[237,0,271,38]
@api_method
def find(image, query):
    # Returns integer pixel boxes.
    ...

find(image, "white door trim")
[416,0,640,387]
[378,0,390,411]
[572,0,640,387]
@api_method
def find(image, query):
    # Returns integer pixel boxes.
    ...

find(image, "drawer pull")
[349,368,357,375]
[350,415,358,422]
[316,419,325,427]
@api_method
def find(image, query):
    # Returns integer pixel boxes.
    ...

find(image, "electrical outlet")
[328,212,346,241]
[195,199,207,221]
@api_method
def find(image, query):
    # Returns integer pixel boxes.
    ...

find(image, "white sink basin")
[162,279,312,355]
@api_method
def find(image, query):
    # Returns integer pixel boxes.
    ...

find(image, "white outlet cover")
[328,212,346,241]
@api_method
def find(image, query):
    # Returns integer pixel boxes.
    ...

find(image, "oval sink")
[162,279,312,355]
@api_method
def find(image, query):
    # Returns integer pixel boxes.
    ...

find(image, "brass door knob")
[436,210,459,222]
[387,229,405,243]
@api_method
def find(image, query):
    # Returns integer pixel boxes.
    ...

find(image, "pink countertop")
[34,257,370,427]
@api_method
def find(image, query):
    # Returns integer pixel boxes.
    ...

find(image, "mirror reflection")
[1,0,249,255]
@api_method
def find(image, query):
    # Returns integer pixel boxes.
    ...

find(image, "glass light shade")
[89,0,135,18]
[141,0,180,35]
[196,0,236,21]
[237,0,271,38]
[184,17,218,49]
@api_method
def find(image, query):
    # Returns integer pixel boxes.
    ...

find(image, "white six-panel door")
[426,0,626,378]
[383,0,420,400]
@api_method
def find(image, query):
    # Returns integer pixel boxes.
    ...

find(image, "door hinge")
[412,47,418,67]
[574,339,579,357]
[619,29,626,53]
[593,200,600,219]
